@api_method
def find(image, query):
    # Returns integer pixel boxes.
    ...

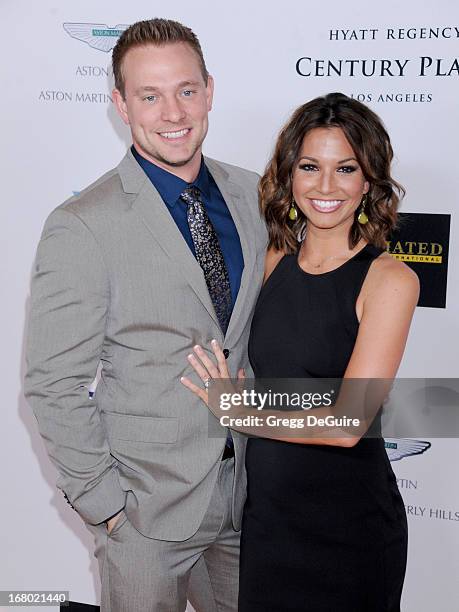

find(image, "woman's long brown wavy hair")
[260,92,404,253]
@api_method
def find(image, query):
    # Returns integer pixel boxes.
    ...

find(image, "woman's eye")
[338,165,358,173]
[299,164,318,172]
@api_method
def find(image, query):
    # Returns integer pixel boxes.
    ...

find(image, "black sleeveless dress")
[239,244,407,612]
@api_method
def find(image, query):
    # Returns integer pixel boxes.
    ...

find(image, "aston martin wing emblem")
[385,438,431,462]
[63,23,129,53]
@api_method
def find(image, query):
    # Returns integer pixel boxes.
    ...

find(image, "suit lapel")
[205,158,257,344]
[118,150,220,328]
[117,150,257,340]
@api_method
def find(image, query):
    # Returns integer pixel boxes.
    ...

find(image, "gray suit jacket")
[24,149,267,540]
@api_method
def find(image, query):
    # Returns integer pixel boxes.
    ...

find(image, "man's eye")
[299,164,318,172]
[182,90,195,97]
[338,165,358,173]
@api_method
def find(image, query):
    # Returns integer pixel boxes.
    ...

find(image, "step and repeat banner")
[2,0,458,610]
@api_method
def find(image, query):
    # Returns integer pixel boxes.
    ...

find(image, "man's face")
[113,42,213,176]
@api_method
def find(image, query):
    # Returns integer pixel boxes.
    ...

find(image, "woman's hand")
[180,339,245,406]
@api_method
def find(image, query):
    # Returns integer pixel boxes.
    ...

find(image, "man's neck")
[132,144,202,183]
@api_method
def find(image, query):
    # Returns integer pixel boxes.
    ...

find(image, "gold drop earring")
[357,194,369,225]
[288,199,298,221]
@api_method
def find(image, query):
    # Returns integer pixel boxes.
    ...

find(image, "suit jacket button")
[223,349,230,359]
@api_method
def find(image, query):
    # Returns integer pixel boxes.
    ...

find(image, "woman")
[181,93,419,611]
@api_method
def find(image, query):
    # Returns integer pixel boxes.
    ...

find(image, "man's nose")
[161,96,186,123]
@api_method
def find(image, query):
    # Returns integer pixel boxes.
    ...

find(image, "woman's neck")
[301,224,362,259]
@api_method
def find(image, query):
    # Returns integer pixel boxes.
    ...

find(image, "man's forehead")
[123,41,198,63]
[122,43,204,83]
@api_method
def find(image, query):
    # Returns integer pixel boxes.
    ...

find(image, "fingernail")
[187,354,194,359]
[211,339,217,345]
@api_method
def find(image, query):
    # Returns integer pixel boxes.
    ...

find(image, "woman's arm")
[181,255,420,447]
[347,255,420,379]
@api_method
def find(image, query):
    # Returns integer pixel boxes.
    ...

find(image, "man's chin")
[155,147,201,169]
[162,157,195,168]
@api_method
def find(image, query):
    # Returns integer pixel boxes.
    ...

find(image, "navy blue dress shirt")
[132,147,244,311]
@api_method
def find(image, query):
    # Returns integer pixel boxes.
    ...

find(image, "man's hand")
[105,510,123,534]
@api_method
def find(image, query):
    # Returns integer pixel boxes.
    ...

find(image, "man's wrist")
[102,507,124,525]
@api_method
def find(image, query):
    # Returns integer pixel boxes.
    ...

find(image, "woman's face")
[292,126,369,233]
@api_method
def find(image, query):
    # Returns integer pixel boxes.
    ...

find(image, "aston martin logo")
[63,23,129,53]
[385,438,431,462]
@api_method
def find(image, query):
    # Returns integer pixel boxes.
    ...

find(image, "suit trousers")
[85,457,240,612]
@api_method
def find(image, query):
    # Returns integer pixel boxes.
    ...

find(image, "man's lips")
[308,198,345,213]
[158,128,191,141]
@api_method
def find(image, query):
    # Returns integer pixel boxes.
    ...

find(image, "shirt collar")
[131,146,211,208]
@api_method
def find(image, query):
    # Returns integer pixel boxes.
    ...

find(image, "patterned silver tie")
[180,187,232,333]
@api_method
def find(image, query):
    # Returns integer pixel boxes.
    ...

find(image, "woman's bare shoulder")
[365,251,420,303]
[264,248,287,283]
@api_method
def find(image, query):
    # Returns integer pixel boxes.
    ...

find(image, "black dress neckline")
[295,243,371,278]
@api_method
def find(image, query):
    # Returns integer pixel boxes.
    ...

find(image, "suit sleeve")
[24,207,125,525]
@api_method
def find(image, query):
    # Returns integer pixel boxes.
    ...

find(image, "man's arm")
[24,207,125,525]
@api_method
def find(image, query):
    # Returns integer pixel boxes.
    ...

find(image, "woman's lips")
[309,198,344,214]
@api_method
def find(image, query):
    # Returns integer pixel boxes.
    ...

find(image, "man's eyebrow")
[135,86,159,95]
[178,80,201,87]
[135,80,202,94]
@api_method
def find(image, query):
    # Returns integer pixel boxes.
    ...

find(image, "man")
[25,18,266,611]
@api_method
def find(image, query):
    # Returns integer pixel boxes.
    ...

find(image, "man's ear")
[112,89,130,126]
[206,75,214,112]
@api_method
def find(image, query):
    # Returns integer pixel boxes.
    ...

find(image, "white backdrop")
[2,0,458,610]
